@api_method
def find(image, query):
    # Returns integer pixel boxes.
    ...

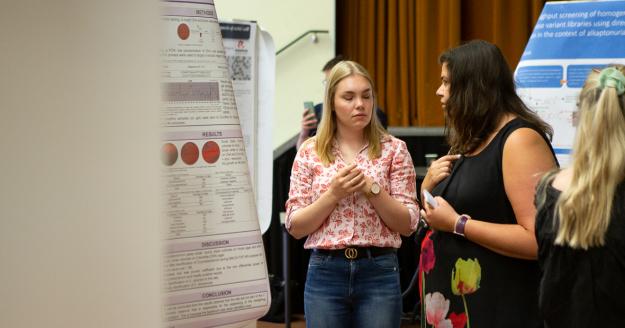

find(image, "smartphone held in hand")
[422,190,438,208]
[303,101,315,115]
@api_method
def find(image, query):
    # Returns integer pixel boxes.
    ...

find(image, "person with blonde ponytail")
[535,64,625,327]
[285,60,419,327]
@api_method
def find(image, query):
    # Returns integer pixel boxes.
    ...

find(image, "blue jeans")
[304,250,402,328]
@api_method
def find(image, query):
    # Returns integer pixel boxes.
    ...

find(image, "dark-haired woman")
[418,40,557,327]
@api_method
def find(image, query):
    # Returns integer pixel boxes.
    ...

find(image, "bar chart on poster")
[160,1,270,327]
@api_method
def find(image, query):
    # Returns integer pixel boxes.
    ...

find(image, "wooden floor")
[257,314,420,328]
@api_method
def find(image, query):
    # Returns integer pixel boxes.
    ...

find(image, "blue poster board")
[516,0,625,165]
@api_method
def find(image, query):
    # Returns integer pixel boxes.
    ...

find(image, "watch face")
[371,182,380,195]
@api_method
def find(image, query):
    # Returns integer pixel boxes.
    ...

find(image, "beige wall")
[215,0,335,149]
[0,1,162,327]
[0,2,332,326]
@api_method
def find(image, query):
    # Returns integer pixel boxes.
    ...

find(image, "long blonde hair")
[555,65,625,249]
[313,60,386,165]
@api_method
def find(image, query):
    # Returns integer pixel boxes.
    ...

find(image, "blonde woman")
[535,65,625,327]
[285,60,419,328]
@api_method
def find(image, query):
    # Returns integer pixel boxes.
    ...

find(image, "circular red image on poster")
[202,141,221,164]
[181,142,199,165]
[161,143,178,166]
[177,23,190,40]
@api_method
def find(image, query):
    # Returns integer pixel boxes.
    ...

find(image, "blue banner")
[522,1,625,60]
[566,64,608,87]
[516,66,564,88]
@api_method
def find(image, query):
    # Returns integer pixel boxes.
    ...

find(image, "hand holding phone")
[303,101,315,115]
[422,190,438,208]
[302,101,317,130]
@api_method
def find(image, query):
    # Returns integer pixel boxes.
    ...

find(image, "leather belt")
[314,247,396,260]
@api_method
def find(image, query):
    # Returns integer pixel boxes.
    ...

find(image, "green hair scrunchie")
[597,67,625,95]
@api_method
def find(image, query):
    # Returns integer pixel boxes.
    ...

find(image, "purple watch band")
[454,215,469,237]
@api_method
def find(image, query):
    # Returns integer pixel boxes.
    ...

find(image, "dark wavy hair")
[439,40,552,154]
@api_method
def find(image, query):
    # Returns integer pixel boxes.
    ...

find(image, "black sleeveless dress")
[535,179,625,327]
[419,118,553,328]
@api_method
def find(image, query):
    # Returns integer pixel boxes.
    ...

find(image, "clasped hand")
[328,163,371,200]
[421,154,460,191]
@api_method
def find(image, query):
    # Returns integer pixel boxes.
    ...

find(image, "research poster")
[160,1,270,327]
[220,21,275,234]
[516,0,625,166]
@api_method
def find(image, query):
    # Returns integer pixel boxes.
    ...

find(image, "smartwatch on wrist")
[454,215,470,237]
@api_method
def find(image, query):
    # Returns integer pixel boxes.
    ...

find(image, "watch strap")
[454,215,470,237]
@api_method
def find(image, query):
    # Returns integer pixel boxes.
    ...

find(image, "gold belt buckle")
[344,247,358,259]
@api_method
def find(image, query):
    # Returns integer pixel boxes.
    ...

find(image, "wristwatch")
[369,182,381,197]
[454,215,470,237]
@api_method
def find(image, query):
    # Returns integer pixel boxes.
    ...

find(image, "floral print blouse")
[285,135,419,249]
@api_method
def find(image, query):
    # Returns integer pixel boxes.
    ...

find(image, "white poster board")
[516,0,625,166]
[220,20,275,234]
[159,1,270,327]
[1,2,163,327]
